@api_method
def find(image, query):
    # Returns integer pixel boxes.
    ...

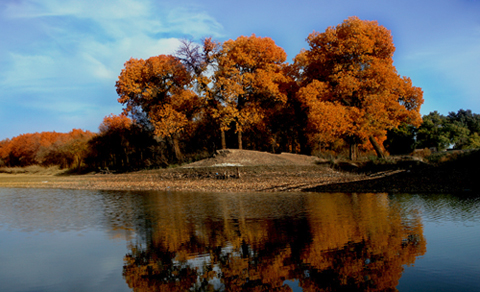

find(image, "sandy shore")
[0,164,477,194]
[0,165,361,192]
[1,149,478,194]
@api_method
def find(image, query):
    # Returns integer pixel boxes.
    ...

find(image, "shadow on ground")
[305,150,480,194]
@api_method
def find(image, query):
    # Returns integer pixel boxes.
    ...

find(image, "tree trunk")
[237,130,243,150]
[124,149,129,166]
[221,129,226,150]
[369,136,386,159]
[349,142,358,161]
[172,135,183,163]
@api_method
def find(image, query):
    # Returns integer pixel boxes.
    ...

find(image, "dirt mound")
[184,149,324,167]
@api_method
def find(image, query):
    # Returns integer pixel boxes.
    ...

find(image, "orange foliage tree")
[88,114,163,170]
[7,133,45,166]
[98,113,132,134]
[89,114,133,169]
[297,17,424,159]
[0,139,10,167]
[0,130,95,168]
[52,129,95,169]
[210,34,288,149]
[116,55,200,161]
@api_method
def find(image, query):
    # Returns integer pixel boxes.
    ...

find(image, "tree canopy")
[0,130,94,169]
[115,55,201,161]
[210,34,288,149]
[296,17,424,159]
[416,110,480,151]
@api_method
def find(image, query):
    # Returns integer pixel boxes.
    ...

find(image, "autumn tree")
[89,114,133,169]
[174,38,226,153]
[297,17,423,160]
[0,138,11,167]
[88,114,162,170]
[210,34,288,149]
[0,130,94,169]
[6,133,41,166]
[0,132,61,166]
[55,129,95,169]
[35,131,62,165]
[116,55,200,162]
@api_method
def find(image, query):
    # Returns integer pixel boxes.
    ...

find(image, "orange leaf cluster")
[0,130,95,168]
[211,34,288,134]
[99,114,132,134]
[115,55,199,140]
[297,17,424,153]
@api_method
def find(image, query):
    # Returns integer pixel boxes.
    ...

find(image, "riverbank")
[0,149,478,193]
[0,165,366,192]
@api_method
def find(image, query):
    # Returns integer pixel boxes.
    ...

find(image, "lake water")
[0,188,479,291]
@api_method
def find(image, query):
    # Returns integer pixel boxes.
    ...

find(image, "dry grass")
[0,165,69,175]
[411,148,432,159]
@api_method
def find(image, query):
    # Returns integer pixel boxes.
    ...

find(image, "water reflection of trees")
[121,192,426,291]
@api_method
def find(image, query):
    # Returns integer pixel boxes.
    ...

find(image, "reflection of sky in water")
[0,229,130,292]
[0,188,132,292]
[284,279,302,291]
[0,188,134,233]
[0,189,479,291]
[396,194,480,292]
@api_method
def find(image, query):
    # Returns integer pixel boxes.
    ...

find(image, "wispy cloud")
[0,0,223,138]
[2,0,224,83]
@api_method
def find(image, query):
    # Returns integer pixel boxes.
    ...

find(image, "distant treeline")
[0,109,479,171]
[0,129,95,169]
[0,113,215,171]
[387,109,480,154]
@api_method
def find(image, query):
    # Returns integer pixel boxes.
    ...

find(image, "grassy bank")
[0,165,70,175]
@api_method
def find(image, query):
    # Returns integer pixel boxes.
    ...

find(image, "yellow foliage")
[211,34,288,135]
[99,114,132,134]
[299,16,423,152]
[115,54,199,140]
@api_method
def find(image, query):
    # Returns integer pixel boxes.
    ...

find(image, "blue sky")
[1,0,479,140]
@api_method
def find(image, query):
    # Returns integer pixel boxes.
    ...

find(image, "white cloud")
[4,0,150,19]
[1,1,205,99]
[82,53,116,80]
[165,7,224,38]
[2,0,224,82]
[0,0,224,137]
